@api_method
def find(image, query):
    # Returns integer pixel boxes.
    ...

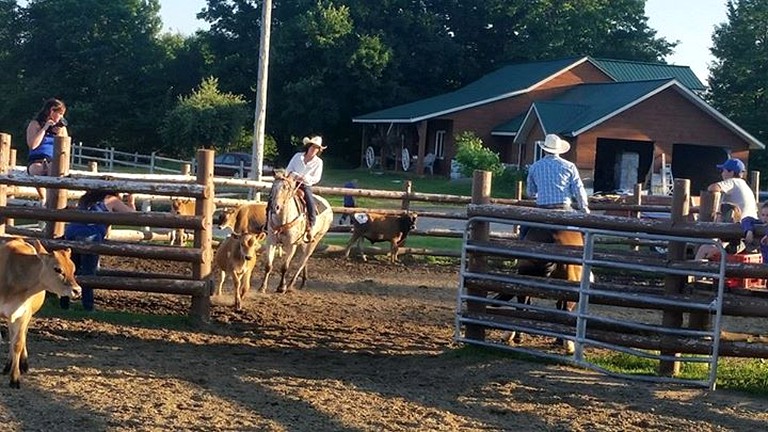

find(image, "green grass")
[588,350,768,395]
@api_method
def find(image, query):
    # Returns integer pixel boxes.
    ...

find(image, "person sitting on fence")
[338,179,357,225]
[283,135,326,242]
[60,190,135,312]
[26,98,68,203]
[741,201,768,261]
[708,158,757,221]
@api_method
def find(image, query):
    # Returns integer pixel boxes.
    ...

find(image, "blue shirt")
[64,201,109,241]
[526,155,589,212]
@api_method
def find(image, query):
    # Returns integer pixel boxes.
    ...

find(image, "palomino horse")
[259,173,333,293]
[500,226,587,354]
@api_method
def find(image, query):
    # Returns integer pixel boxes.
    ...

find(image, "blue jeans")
[60,232,102,311]
[301,184,316,227]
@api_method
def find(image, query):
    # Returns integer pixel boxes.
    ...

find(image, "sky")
[157,0,729,84]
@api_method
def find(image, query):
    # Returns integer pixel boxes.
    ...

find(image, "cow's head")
[400,213,418,232]
[217,207,237,230]
[233,232,267,261]
[40,247,82,300]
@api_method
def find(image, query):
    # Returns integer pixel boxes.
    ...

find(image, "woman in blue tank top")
[26,98,68,202]
[60,190,135,311]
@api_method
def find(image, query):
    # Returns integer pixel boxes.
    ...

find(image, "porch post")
[415,121,427,175]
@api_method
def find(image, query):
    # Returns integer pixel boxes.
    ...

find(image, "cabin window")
[435,130,446,159]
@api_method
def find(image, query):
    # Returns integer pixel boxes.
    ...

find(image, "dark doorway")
[593,138,654,194]
[672,144,728,195]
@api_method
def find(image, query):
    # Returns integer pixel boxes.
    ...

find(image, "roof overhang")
[352,57,593,124]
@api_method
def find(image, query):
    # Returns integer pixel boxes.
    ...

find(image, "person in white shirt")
[284,135,326,241]
[695,157,757,260]
[707,158,757,221]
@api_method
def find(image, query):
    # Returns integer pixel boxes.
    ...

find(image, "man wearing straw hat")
[526,134,590,214]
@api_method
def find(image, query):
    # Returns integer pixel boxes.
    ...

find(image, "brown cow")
[212,232,266,310]
[169,198,196,246]
[216,202,268,235]
[343,212,417,264]
[0,238,81,388]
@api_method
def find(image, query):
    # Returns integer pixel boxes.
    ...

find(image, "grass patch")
[323,233,463,251]
[588,350,768,395]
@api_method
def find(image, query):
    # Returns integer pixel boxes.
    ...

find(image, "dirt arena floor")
[0,253,767,431]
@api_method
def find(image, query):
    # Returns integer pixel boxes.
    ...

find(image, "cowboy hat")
[538,134,570,155]
[302,136,327,150]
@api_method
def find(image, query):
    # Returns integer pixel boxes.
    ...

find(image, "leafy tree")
[159,77,249,157]
[199,0,676,165]
[14,0,171,152]
[708,0,768,174]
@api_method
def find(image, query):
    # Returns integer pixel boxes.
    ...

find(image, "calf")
[0,238,81,388]
[212,232,266,310]
[343,212,418,264]
[169,198,196,246]
[216,202,268,235]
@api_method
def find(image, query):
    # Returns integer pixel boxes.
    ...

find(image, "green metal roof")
[535,79,673,134]
[500,79,764,149]
[591,58,705,91]
[353,57,585,123]
[353,56,706,124]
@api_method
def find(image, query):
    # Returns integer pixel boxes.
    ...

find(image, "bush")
[159,77,250,158]
[454,131,504,177]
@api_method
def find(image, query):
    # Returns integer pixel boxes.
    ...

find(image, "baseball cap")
[716,158,746,173]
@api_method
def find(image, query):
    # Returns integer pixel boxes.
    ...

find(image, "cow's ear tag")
[353,213,369,224]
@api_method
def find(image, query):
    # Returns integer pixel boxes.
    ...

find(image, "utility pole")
[250,0,273,200]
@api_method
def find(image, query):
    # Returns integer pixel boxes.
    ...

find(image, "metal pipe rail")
[456,215,728,390]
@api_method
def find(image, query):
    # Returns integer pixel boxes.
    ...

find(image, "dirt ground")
[0,254,767,431]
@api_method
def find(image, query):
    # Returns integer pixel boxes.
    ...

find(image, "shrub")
[454,131,504,177]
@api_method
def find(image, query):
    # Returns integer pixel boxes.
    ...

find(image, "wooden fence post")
[7,147,15,227]
[465,170,492,341]
[401,180,412,210]
[88,161,98,172]
[0,134,10,236]
[45,136,72,239]
[659,178,690,376]
[190,148,215,323]
[181,163,191,176]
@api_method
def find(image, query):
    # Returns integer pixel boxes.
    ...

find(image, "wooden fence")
[0,134,216,322]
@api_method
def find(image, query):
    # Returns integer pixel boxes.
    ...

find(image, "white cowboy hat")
[538,134,570,154]
[302,136,327,150]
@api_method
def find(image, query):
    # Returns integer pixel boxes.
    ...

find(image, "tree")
[709,0,768,172]
[159,77,250,157]
[15,0,171,151]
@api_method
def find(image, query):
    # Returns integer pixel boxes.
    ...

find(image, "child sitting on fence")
[741,201,768,262]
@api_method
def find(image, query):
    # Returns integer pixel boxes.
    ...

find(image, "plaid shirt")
[526,155,589,212]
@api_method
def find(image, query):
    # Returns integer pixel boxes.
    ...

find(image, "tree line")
[0,0,763,172]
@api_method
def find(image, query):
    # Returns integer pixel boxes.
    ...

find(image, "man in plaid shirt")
[526,134,590,214]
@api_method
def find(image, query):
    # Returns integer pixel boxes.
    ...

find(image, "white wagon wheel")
[365,146,376,169]
[401,148,410,171]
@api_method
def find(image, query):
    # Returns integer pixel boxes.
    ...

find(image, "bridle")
[268,176,304,238]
